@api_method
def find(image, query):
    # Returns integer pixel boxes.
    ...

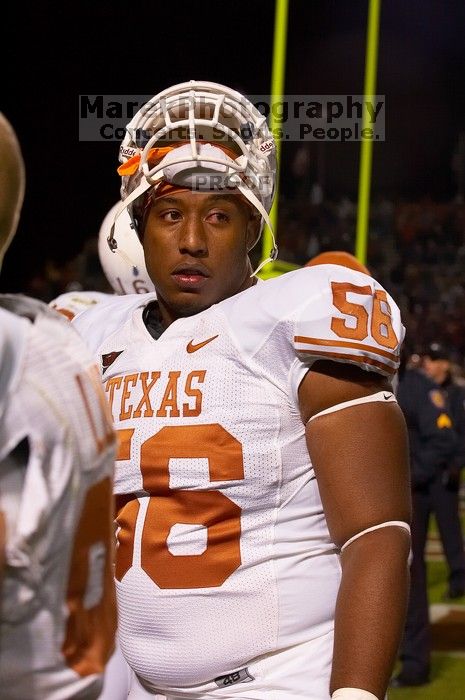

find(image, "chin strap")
[251,248,278,276]
[234,182,278,277]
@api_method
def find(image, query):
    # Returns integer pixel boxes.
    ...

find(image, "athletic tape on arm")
[307,391,396,424]
[331,688,381,700]
[340,521,411,553]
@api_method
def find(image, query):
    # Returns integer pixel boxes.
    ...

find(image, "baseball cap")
[423,342,451,361]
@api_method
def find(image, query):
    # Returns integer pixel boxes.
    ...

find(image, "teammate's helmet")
[98,202,155,294]
[0,113,25,272]
[306,250,371,275]
[109,80,277,257]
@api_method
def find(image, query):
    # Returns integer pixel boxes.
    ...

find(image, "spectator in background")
[421,342,465,600]
[392,350,459,687]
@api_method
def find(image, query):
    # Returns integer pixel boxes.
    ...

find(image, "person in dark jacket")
[421,342,465,599]
[391,352,458,687]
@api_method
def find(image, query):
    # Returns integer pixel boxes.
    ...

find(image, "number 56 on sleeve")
[330,282,398,349]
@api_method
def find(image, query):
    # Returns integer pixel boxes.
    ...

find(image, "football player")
[0,112,117,699]
[72,81,411,700]
[50,201,155,322]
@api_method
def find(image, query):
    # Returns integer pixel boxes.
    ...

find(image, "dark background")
[1,0,464,291]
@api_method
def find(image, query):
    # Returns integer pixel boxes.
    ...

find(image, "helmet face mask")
[98,202,155,295]
[113,81,277,256]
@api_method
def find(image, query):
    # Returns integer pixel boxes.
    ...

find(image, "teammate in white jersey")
[0,112,117,699]
[72,81,412,700]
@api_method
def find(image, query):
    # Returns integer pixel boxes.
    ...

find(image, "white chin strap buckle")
[251,245,278,277]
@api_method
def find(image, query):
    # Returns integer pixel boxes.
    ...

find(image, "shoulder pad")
[49,290,114,321]
[72,292,156,355]
[222,266,403,377]
[292,265,403,376]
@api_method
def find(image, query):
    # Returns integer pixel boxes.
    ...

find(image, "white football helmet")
[109,80,277,265]
[98,202,155,295]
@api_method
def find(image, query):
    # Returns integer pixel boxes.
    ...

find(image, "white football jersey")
[50,290,115,321]
[0,295,117,699]
[72,265,404,693]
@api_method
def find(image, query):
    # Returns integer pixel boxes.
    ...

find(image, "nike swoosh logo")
[186,335,219,353]
[383,392,393,400]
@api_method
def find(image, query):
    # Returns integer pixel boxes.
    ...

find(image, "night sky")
[1,0,464,291]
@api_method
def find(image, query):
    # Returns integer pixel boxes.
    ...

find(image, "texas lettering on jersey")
[105,370,206,420]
